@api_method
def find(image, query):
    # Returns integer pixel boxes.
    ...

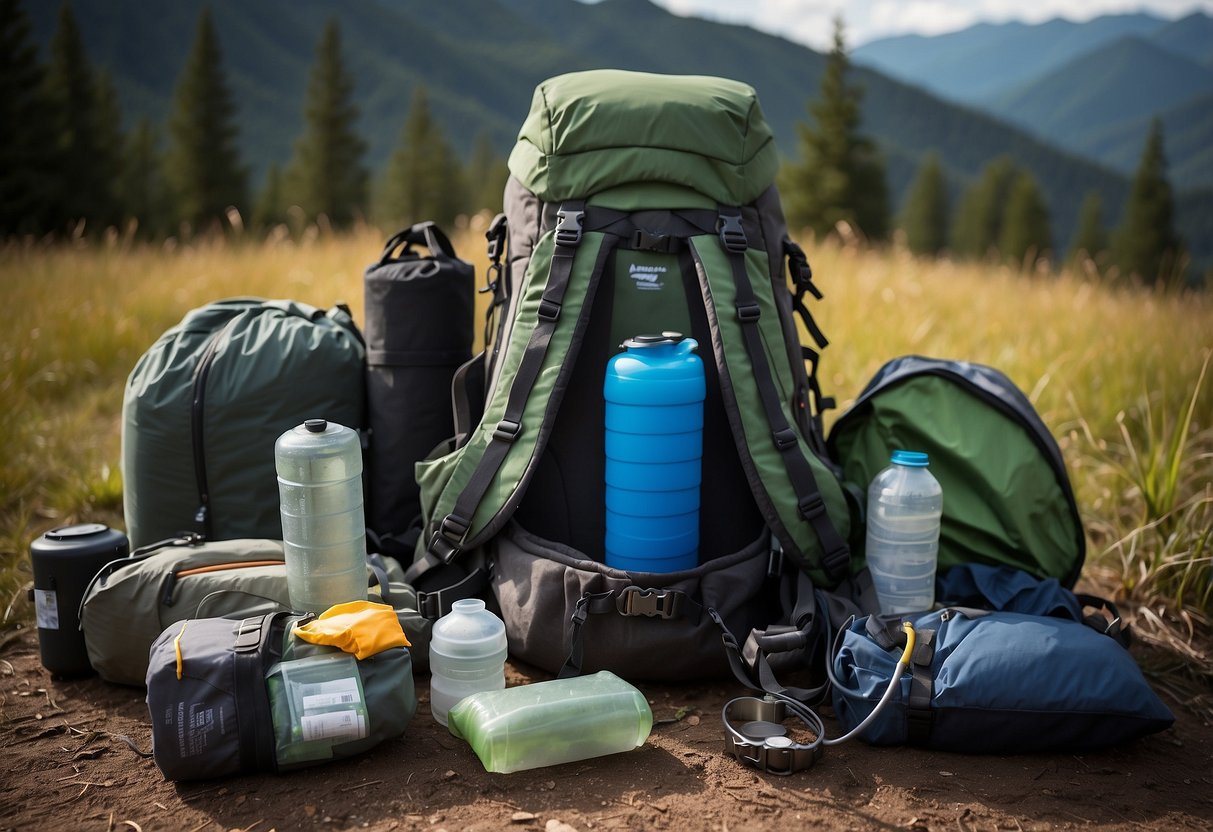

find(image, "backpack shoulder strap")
[685,208,850,586]
[423,202,619,566]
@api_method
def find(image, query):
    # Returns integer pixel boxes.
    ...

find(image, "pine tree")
[998,170,1051,268]
[899,151,948,256]
[464,133,509,216]
[1113,119,1183,284]
[1067,191,1107,264]
[951,156,1015,259]
[376,86,465,229]
[0,0,56,235]
[42,1,122,231]
[117,117,170,237]
[252,163,289,231]
[283,19,367,229]
[782,17,889,242]
[94,71,126,226]
[164,7,248,232]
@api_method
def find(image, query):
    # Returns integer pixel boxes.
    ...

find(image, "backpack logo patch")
[628,263,666,291]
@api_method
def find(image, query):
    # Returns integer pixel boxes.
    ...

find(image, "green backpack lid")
[508,69,779,206]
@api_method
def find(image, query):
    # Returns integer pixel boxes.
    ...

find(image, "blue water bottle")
[604,333,705,572]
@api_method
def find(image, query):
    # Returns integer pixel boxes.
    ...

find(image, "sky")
[646,0,1213,50]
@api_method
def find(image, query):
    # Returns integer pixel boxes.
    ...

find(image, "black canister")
[30,523,129,676]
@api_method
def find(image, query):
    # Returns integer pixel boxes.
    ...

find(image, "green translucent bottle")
[447,671,652,773]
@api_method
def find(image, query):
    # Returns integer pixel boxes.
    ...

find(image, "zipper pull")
[194,505,208,526]
[163,573,179,607]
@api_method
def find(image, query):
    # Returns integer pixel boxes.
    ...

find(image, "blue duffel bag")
[830,606,1174,753]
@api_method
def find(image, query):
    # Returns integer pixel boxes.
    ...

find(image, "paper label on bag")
[301,709,366,742]
[35,589,59,630]
[300,677,360,710]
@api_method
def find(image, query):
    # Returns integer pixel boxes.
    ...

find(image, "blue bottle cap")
[891,450,929,466]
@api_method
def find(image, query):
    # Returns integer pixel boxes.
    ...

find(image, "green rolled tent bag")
[826,355,1085,586]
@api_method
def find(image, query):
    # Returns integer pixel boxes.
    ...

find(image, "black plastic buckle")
[798,493,826,521]
[617,586,679,619]
[717,214,748,253]
[233,615,267,652]
[485,213,507,261]
[493,419,522,442]
[772,427,798,451]
[736,301,761,323]
[417,590,442,621]
[537,297,562,322]
[554,209,584,248]
[428,514,470,564]
[631,229,676,253]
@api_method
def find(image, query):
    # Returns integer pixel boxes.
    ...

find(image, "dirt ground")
[1,628,1210,832]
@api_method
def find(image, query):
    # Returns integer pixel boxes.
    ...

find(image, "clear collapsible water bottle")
[275,419,368,614]
[865,450,943,614]
[429,599,508,727]
[604,333,705,572]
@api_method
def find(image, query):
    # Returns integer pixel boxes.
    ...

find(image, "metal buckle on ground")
[617,586,680,619]
[716,214,748,253]
[554,209,585,247]
[722,696,821,775]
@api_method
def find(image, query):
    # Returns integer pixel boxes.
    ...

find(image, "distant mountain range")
[855,12,1213,189]
[21,0,1213,270]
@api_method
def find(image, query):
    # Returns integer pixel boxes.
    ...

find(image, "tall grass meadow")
[2,223,1210,701]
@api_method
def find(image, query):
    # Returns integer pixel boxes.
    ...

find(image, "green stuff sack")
[122,298,365,548]
[826,355,1084,586]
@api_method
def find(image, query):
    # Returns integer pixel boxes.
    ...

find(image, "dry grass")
[1,223,1210,711]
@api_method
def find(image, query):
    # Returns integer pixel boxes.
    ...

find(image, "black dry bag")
[364,223,474,538]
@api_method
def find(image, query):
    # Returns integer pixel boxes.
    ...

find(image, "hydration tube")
[722,622,917,775]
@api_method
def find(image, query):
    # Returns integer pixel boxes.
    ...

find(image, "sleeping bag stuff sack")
[122,299,366,548]
[146,610,416,780]
[363,223,474,540]
[830,607,1174,753]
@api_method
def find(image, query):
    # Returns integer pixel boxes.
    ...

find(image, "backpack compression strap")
[694,208,850,584]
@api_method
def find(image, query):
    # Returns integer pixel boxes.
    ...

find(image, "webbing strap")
[233,613,279,773]
[716,208,850,581]
[906,628,936,745]
[559,587,703,678]
[427,202,595,564]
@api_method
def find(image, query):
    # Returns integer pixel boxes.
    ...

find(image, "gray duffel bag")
[81,535,424,685]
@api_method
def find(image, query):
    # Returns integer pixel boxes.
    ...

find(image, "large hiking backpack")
[826,355,1086,586]
[122,299,366,548]
[409,70,852,681]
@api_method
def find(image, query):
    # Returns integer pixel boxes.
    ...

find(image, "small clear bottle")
[429,599,507,726]
[865,450,943,614]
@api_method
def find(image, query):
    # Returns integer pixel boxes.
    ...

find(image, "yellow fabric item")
[293,600,411,660]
